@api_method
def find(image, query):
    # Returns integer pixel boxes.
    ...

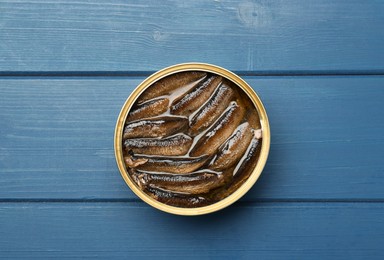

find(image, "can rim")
[114,62,270,216]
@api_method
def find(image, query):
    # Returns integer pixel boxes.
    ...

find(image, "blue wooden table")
[1,1,384,259]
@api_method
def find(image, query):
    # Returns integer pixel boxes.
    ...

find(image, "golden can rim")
[114,63,270,216]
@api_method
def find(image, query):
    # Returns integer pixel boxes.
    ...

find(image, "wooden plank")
[1,0,384,72]
[0,202,383,258]
[0,76,383,200]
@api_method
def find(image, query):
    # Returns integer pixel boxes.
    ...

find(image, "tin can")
[114,63,270,215]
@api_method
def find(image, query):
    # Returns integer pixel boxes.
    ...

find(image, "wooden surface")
[1,1,384,259]
[1,0,384,73]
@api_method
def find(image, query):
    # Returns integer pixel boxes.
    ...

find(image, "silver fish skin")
[123,116,189,139]
[189,101,245,157]
[170,75,222,116]
[189,82,235,136]
[137,71,207,103]
[209,122,254,171]
[124,153,209,174]
[212,135,262,201]
[234,132,262,178]
[144,185,210,208]
[124,133,192,156]
[132,169,225,194]
[127,97,169,122]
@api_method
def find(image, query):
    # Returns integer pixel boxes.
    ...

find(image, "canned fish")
[114,63,270,215]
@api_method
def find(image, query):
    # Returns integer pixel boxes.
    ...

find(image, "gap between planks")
[0,199,384,204]
[1,70,384,78]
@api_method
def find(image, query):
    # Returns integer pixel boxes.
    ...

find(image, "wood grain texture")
[1,0,384,72]
[1,1,383,258]
[1,76,383,200]
[0,202,383,259]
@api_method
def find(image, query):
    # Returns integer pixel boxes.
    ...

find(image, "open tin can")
[114,63,270,215]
